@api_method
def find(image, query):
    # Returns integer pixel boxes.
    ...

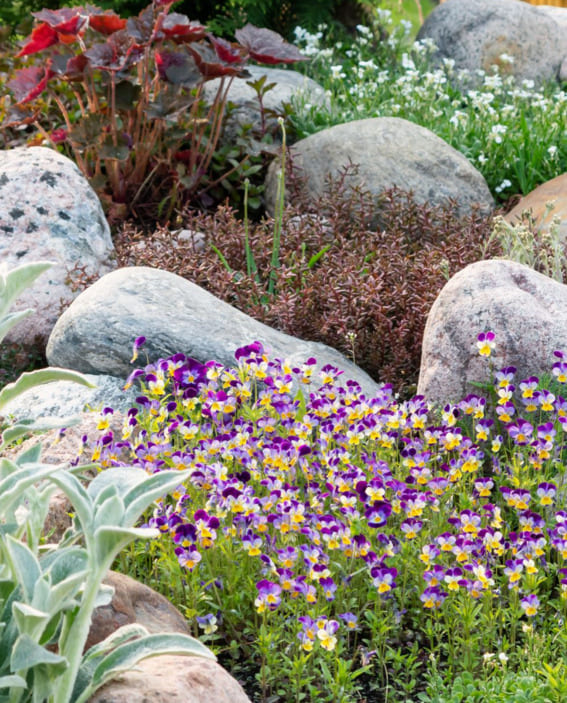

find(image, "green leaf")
[99,133,130,161]
[94,526,159,568]
[0,462,62,518]
[43,547,88,586]
[0,261,52,320]
[12,602,50,637]
[93,494,125,530]
[308,244,331,269]
[122,469,191,527]
[0,674,26,690]
[87,466,148,503]
[1,415,82,451]
[83,624,149,664]
[4,535,41,602]
[0,309,33,346]
[14,442,42,466]
[49,470,93,535]
[11,633,68,672]
[114,80,141,110]
[0,368,94,412]
[77,633,214,703]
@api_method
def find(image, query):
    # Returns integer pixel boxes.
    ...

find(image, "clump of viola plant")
[86,334,567,702]
[2,1,305,221]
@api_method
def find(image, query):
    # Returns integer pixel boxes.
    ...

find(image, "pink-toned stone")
[85,571,191,652]
[504,172,567,242]
[417,259,567,404]
[87,655,252,703]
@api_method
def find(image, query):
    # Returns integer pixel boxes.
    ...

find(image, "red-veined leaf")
[64,53,89,80]
[32,8,87,36]
[125,5,155,45]
[85,31,144,72]
[187,43,245,79]
[154,49,201,84]
[235,23,306,64]
[208,34,245,64]
[88,9,127,36]
[16,23,58,57]
[8,63,54,104]
[159,13,206,42]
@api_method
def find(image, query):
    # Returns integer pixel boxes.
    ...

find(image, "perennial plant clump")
[1,0,305,221]
[87,333,567,701]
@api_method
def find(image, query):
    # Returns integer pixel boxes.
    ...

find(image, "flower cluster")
[87,333,567,676]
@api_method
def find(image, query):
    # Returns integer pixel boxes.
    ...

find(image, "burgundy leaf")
[155,49,201,84]
[125,5,155,45]
[16,22,59,57]
[32,7,87,36]
[85,32,144,72]
[8,63,54,104]
[235,24,306,64]
[159,13,206,42]
[64,53,90,80]
[87,9,127,36]
[208,34,245,64]
[187,43,245,79]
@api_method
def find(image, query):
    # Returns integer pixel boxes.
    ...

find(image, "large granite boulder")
[264,117,494,225]
[46,266,379,396]
[417,0,567,86]
[88,655,251,703]
[0,147,116,346]
[418,259,567,404]
[504,172,567,243]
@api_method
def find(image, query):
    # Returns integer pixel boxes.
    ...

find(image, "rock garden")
[0,0,567,700]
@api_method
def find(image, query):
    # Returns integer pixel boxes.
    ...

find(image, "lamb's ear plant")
[0,260,214,703]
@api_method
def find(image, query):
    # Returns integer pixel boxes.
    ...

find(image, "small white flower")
[499,53,515,65]
[498,652,509,664]
[495,179,512,194]
[548,145,558,158]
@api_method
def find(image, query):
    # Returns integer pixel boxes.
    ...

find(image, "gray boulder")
[46,266,379,396]
[264,117,494,224]
[418,259,567,404]
[417,0,567,87]
[1,373,137,422]
[0,147,116,346]
[203,65,328,148]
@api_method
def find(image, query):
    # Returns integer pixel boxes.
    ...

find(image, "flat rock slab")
[88,654,252,703]
[264,117,494,226]
[46,266,379,397]
[0,147,116,346]
[418,259,567,404]
[417,0,567,86]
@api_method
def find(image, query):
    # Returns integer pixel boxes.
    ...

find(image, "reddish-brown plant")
[114,180,502,397]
